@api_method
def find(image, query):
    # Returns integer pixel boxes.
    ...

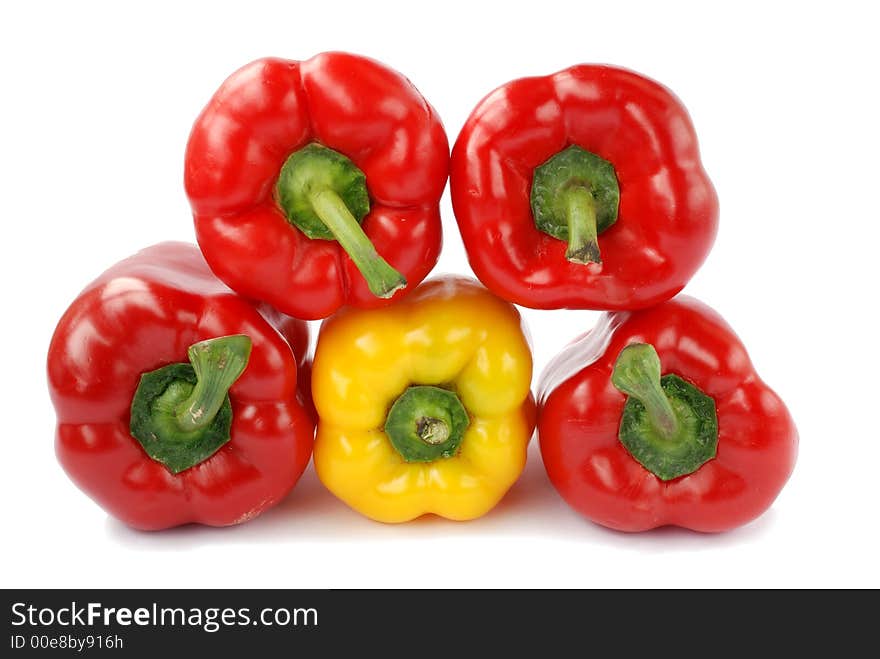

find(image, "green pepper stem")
[611,344,678,441]
[174,335,252,433]
[384,386,470,463]
[309,189,406,299]
[564,187,601,264]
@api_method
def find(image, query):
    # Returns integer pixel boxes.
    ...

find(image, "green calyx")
[384,386,470,463]
[129,335,252,474]
[611,343,718,481]
[275,143,406,299]
[530,145,620,265]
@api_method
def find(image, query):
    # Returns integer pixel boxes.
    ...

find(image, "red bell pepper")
[185,52,449,320]
[538,296,797,532]
[47,243,314,530]
[450,64,718,310]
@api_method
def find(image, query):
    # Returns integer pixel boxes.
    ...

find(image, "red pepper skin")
[47,243,314,530]
[450,65,718,310]
[538,297,797,532]
[185,53,449,320]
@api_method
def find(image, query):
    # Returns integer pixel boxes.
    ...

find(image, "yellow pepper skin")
[313,276,535,523]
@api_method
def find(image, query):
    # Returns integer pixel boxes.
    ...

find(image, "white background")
[2,0,877,588]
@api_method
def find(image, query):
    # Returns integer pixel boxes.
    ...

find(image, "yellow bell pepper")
[312,276,535,523]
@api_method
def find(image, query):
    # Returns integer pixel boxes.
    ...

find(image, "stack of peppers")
[48,53,796,532]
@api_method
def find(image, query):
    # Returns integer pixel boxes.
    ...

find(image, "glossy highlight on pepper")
[185,52,449,320]
[312,276,535,523]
